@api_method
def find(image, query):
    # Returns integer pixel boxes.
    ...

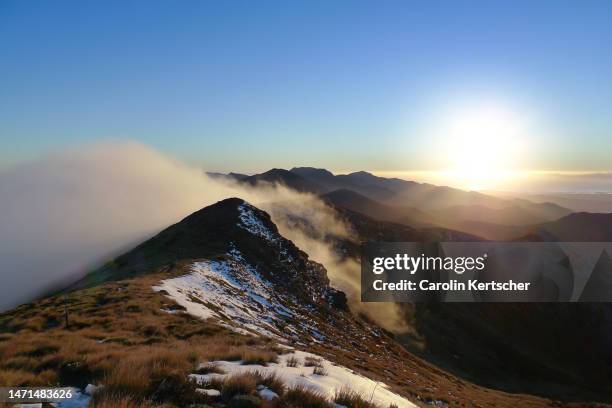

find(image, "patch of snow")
[237,202,277,242]
[50,390,91,408]
[428,400,449,407]
[193,351,416,408]
[189,372,226,384]
[154,253,299,339]
[84,384,100,396]
[196,388,221,397]
[257,386,279,401]
[159,308,181,314]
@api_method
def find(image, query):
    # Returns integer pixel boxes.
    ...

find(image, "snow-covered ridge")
[190,350,417,408]
[237,202,296,263]
[237,202,278,242]
[153,246,323,341]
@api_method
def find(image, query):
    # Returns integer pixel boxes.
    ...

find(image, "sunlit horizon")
[370,169,612,193]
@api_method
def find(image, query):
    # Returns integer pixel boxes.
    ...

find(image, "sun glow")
[435,102,528,190]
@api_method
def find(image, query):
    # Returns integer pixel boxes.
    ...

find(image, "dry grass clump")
[285,355,300,367]
[304,356,323,368]
[207,369,338,407]
[221,372,259,399]
[312,366,328,376]
[199,343,275,363]
[99,346,195,394]
[240,349,278,365]
[195,362,225,375]
[333,387,378,408]
[254,370,284,395]
[276,385,332,408]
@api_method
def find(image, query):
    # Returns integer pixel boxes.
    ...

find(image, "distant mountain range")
[320,188,438,228]
[209,167,612,241]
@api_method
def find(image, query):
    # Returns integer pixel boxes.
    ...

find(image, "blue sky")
[1,0,611,173]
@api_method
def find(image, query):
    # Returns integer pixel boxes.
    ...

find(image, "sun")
[437,102,526,190]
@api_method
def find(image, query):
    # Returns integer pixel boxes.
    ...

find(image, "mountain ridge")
[229,167,574,235]
[321,188,439,228]
[70,198,346,309]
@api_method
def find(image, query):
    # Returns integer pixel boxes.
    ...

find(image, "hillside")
[1,199,603,407]
[321,189,438,228]
[242,169,326,194]
[432,204,558,227]
[277,203,612,403]
[536,212,612,241]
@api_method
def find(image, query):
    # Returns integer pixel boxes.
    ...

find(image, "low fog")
[0,141,406,331]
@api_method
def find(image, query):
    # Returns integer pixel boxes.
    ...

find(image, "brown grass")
[240,349,278,365]
[0,368,56,386]
[0,274,279,406]
[253,370,285,395]
[303,356,323,368]
[285,355,300,367]
[333,387,378,408]
[221,372,258,399]
[312,366,328,376]
[0,265,572,408]
[195,362,225,375]
[275,385,332,408]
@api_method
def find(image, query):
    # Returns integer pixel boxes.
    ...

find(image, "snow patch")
[196,388,221,397]
[192,350,416,408]
[257,386,279,401]
[237,202,277,242]
[84,384,100,396]
[154,252,298,339]
[189,372,226,384]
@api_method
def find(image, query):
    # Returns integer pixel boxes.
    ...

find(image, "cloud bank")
[0,141,406,331]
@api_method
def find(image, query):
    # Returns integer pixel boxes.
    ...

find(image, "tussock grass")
[285,355,300,367]
[333,387,378,408]
[253,370,285,395]
[312,366,328,376]
[276,385,332,408]
[240,349,278,365]
[304,356,323,368]
[195,362,225,375]
[221,372,259,399]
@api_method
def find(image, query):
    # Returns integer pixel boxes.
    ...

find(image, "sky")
[1,0,612,177]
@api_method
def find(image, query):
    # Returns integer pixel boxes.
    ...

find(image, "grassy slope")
[2,264,609,408]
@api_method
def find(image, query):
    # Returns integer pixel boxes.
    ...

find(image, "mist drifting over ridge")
[0,141,406,330]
